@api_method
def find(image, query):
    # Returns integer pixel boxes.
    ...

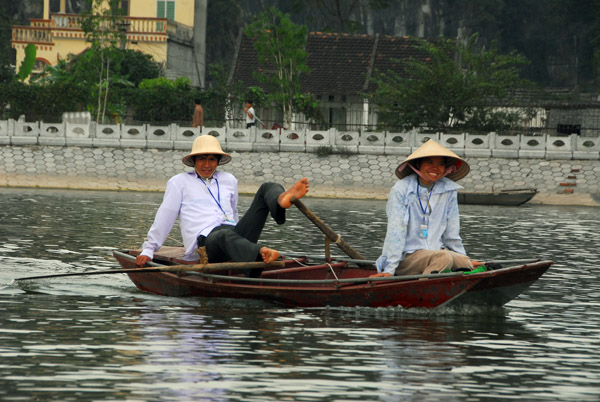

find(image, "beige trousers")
[396,249,472,276]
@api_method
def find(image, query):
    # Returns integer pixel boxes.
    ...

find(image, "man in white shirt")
[244,100,256,128]
[135,135,309,272]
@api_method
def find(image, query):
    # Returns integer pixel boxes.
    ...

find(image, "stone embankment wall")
[0,116,599,206]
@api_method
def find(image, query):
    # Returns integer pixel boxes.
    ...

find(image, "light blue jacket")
[376,174,466,275]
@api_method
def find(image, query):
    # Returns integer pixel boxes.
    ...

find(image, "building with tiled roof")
[228,31,433,130]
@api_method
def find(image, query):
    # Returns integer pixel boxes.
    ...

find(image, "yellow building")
[11,0,207,87]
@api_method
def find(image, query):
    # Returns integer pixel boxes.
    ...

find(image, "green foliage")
[79,0,127,123]
[17,44,36,81]
[370,34,531,133]
[0,80,88,122]
[245,7,310,128]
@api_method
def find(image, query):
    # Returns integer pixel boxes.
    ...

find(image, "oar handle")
[291,197,365,261]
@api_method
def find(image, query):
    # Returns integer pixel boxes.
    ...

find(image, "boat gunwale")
[115,250,552,287]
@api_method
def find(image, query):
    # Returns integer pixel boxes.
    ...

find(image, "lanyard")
[200,176,228,217]
[417,180,434,217]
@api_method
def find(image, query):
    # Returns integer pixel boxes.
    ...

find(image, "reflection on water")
[0,188,599,401]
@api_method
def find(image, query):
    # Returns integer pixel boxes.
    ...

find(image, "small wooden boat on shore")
[458,188,538,206]
[113,247,552,309]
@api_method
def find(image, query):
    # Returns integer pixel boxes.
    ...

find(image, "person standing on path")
[244,100,256,128]
[192,99,204,131]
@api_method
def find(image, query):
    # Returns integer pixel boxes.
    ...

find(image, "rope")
[326,263,339,280]
[334,234,342,245]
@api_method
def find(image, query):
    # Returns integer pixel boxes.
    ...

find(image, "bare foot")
[260,247,280,264]
[278,177,309,208]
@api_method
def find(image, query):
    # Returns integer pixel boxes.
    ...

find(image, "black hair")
[194,154,222,163]
[194,99,202,105]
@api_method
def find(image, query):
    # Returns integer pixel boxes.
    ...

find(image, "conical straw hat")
[395,139,470,181]
[182,135,232,166]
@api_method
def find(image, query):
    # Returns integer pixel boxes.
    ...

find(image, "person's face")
[194,154,219,179]
[417,156,446,185]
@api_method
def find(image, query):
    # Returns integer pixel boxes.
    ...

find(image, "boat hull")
[114,248,552,309]
[458,188,538,206]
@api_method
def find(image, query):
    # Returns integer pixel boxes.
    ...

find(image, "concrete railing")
[1,117,599,160]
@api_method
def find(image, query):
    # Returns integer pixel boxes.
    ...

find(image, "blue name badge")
[419,224,428,238]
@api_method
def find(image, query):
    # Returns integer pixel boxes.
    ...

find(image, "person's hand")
[369,272,392,278]
[136,255,151,267]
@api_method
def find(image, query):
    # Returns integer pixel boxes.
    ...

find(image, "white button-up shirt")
[141,170,238,261]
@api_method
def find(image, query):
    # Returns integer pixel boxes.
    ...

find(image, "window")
[157,1,175,20]
[556,124,580,136]
[120,0,130,16]
[156,0,175,31]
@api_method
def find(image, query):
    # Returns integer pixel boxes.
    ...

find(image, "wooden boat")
[113,247,553,309]
[457,188,538,206]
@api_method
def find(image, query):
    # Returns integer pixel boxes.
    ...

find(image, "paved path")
[1,145,599,207]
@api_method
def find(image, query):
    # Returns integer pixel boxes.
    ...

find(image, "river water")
[0,188,598,402]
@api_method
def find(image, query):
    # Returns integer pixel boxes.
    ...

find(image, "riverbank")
[0,145,599,207]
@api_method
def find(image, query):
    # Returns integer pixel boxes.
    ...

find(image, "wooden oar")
[291,197,366,260]
[13,260,285,282]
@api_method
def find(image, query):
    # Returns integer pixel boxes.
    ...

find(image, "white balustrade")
[0,119,10,145]
[546,134,574,160]
[174,126,201,150]
[203,127,227,145]
[306,129,332,153]
[491,133,519,158]
[574,136,600,159]
[146,124,174,149]
[519,133,546,158]
[253,128,280,152]
[464,133,492,157]
[411,132,440,147]
[12,119,39,145]
[121,124,147,148]
[384,131,413,155]
[225,127,254,152]
[440,133,466,157]
[2,118,599,161]
[358,131,385,154]
[280,128,306,152]
[39,122,66,146]
[93,123,121,147]
[333,130,359,153]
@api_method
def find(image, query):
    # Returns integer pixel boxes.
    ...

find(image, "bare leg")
[260,247,280,264]
[278,177,310,208]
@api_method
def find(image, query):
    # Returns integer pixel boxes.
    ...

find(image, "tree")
[245,7,310,129]
[290,0,390,33]
[79,0,126,123]
[370,34,532,133]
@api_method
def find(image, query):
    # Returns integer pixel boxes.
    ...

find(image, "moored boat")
[113,247,553,309]
[458,188,538,206]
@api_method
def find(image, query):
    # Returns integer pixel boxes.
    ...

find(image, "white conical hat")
[395,139,470,181]
[182,135,232,166]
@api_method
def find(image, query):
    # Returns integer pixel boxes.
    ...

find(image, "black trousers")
[201,182,286,265]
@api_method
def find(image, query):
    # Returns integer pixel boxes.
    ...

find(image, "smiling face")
[194,154,220,179]
[416,156,447,186]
